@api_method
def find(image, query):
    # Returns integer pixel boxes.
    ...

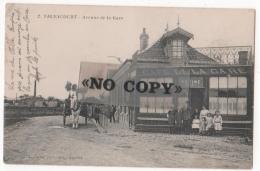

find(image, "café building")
[108,26,254,135]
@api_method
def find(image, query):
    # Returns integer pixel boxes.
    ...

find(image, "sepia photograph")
[3,3,255,169]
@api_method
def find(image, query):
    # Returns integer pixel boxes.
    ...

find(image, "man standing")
[110,105,116,123]
[182,101,192,134]
[167,105,177,134]
[63,95,71,127]
[175,107,183,134]
[94,105,101,125]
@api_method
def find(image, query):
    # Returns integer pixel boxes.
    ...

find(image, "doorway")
[190,88,204,111]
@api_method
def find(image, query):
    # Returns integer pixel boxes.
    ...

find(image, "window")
[219,77,228,88]
[209,76,247,115]
[140,97,148,113]
[164,39,184,59]
[237,98,247,115]
[218,97,228,114]
[164,97,173,113]
[139,96,172,113]
[137,77,176,113]
[209,97,218,113]
[209,77,218,88]
[156,97,164,113]
[238,77,247,88]
[228,98,237,115]
[147,97,156,113]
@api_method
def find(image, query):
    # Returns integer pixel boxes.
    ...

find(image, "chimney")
[238,51,248,65]
[139,28,149,51]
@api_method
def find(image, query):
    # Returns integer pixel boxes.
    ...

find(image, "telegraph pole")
[33,67,39,97]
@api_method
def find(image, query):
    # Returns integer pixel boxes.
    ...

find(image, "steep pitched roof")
[133,39,168,62]
[133,27,217,65]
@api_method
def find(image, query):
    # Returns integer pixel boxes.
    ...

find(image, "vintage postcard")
[4,3,255,169]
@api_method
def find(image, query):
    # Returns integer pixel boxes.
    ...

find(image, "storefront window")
[228,98,237,115]
[219,97,228,115]
[156,97,164,113]
[147,97,156,113]
[139,97,148,113]
[164,97,172,113]
[209,97,218,113]
[209,76,247,115]
[219,77,227,88]
[139,96,172,113]
[228,77,237,88]
[237,98,247,115]
[238,77,247,88]
[209,77,218,88]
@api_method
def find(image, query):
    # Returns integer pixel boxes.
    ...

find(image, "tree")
[71,84,78,97]
[47,96,55,101]
[65,81,72,97]
[72,84,77,92]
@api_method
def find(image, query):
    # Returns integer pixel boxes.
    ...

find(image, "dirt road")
[4,116,252,168]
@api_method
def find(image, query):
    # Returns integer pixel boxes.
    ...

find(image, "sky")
[5,4,255,99]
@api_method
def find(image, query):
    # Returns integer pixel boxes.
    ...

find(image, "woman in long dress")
[213,110,223,134]
[199,106,209,134]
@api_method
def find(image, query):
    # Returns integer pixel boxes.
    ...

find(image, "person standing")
[167,105,177,134]
[199,105,209,134]
[63,95,71,127]
[206,113,214,135]
[110,105,116,123]
[94,105,101,125]
[191,115,200,134]
[175,107,183,134]
[213,110,223,135]
[181,101,192,134]
[192,108,200,120]
[71,98,81,129]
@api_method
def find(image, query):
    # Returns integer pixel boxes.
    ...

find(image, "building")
[77,61,119,101]
[108,26,254,135]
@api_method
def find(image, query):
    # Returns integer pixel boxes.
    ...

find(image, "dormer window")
[164,39,184,59]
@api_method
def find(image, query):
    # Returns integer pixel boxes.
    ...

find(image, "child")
[191,115,200,134]
[206,113,214,135]
[213,111,223,135]
[200,117,207,135]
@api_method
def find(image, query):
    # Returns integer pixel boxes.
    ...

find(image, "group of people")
[64,95,223,135]
[63,95,121,129]
[167,104,223,135]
